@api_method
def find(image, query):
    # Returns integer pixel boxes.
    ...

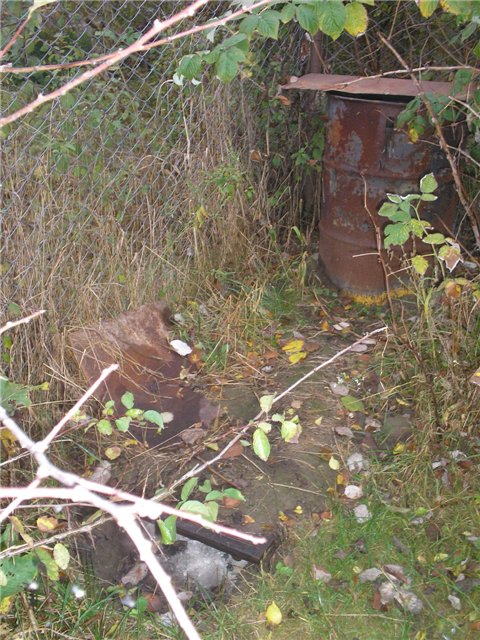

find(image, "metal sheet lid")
[281,73,470,97]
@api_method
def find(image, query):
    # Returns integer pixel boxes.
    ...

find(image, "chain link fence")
[1,1,476,406]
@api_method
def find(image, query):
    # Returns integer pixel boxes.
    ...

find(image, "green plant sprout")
[157,476,245,545]
[82,391,172,437]
[251,394,302,462]
[378,173,463,276]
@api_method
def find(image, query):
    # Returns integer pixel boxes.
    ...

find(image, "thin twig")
[378,34,480,249]
[0,310,46,336]
[35,364,118,453]
[0,0,277,76]
[0,13,31,59]
[0,0,210,128]
[168,327,388,492]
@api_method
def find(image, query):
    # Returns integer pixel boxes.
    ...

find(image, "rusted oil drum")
[319,92,458,300]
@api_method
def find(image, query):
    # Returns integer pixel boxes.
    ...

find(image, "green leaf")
[253,428,271,461]
[59,92,76,109]
[378,202,399,218]
[296,4,319,34]
[180,500,216,522]
[97,419,113,435]
[387,193,402,204]
[143,410,165,429]
[198,479,212,493]
[420,173,438,194]
[460,21,477,42]
[420,193,438,201]
[35,548,59,581]
[0,554,37,599]
[316,0,347,41]
[411,218,431,238]
[281,420,300,442]
[417,0,439,17]
[215,47,245,83]
[257,10,281,39]
[181,477,198,502]
[411,254,429,275]
[239,14,259,36]
[206,501,219,521]
[440,0,472,16]
[341,395,365,413]
[453,68,474,94]
[281,3,296,23]
[205,490,224,502]
[423,233,446,245]
[259,394,275,414]
[53,543,70,571]
[384,223,411,247]
[0,377,31,414]
[121,391,134,410]
[223,488,245,501]
[344,2,368,36]
[125,408,143,418]
[177,54,202,80]
[399,199,412,213]
[222,33,250,53]
[7,301,22,316]
[257,421,272,433]
[115,416,131,432]
[157,516,177,545]
[389,210,412,223]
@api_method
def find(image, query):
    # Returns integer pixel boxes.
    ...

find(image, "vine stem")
[378,33,480,249]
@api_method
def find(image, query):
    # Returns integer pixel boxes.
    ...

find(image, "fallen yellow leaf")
[37,516,59,532]
[105,446,122,460]
[293,505,303,515]
[392,443,405,455]
[288,351,307,365]
[0,596,12,615]
[265,601,282,626]
[282,339,304,353]
[329,456,340,470]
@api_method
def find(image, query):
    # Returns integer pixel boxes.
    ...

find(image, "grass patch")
[194,458,479,640]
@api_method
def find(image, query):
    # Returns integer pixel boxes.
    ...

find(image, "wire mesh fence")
[1,1,476,402]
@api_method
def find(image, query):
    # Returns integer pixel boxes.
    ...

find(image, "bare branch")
[35,364,118,453]
[169,327,388,492]
[0,13,32,59]
[0,0,210,128]
[0,310,46,336]
[378,34,480,249]
[0,0,274,75]
[0,401,263,640]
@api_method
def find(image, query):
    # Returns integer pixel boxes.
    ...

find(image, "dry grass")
[2,80,305,437]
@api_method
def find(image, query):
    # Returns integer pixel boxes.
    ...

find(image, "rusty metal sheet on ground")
[281,73,474,97]
[70,302,219,447]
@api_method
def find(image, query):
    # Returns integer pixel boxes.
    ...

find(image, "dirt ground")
[78,320,388,594]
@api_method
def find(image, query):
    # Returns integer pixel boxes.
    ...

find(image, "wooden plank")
[176,519,277,563]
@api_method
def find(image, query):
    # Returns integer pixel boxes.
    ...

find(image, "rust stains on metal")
[70,302,219,448]
[281,74,464,297]
[316,93,459,296]
[282,73,474,98]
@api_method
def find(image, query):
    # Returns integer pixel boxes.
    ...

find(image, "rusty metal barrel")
[319,92,458,300]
